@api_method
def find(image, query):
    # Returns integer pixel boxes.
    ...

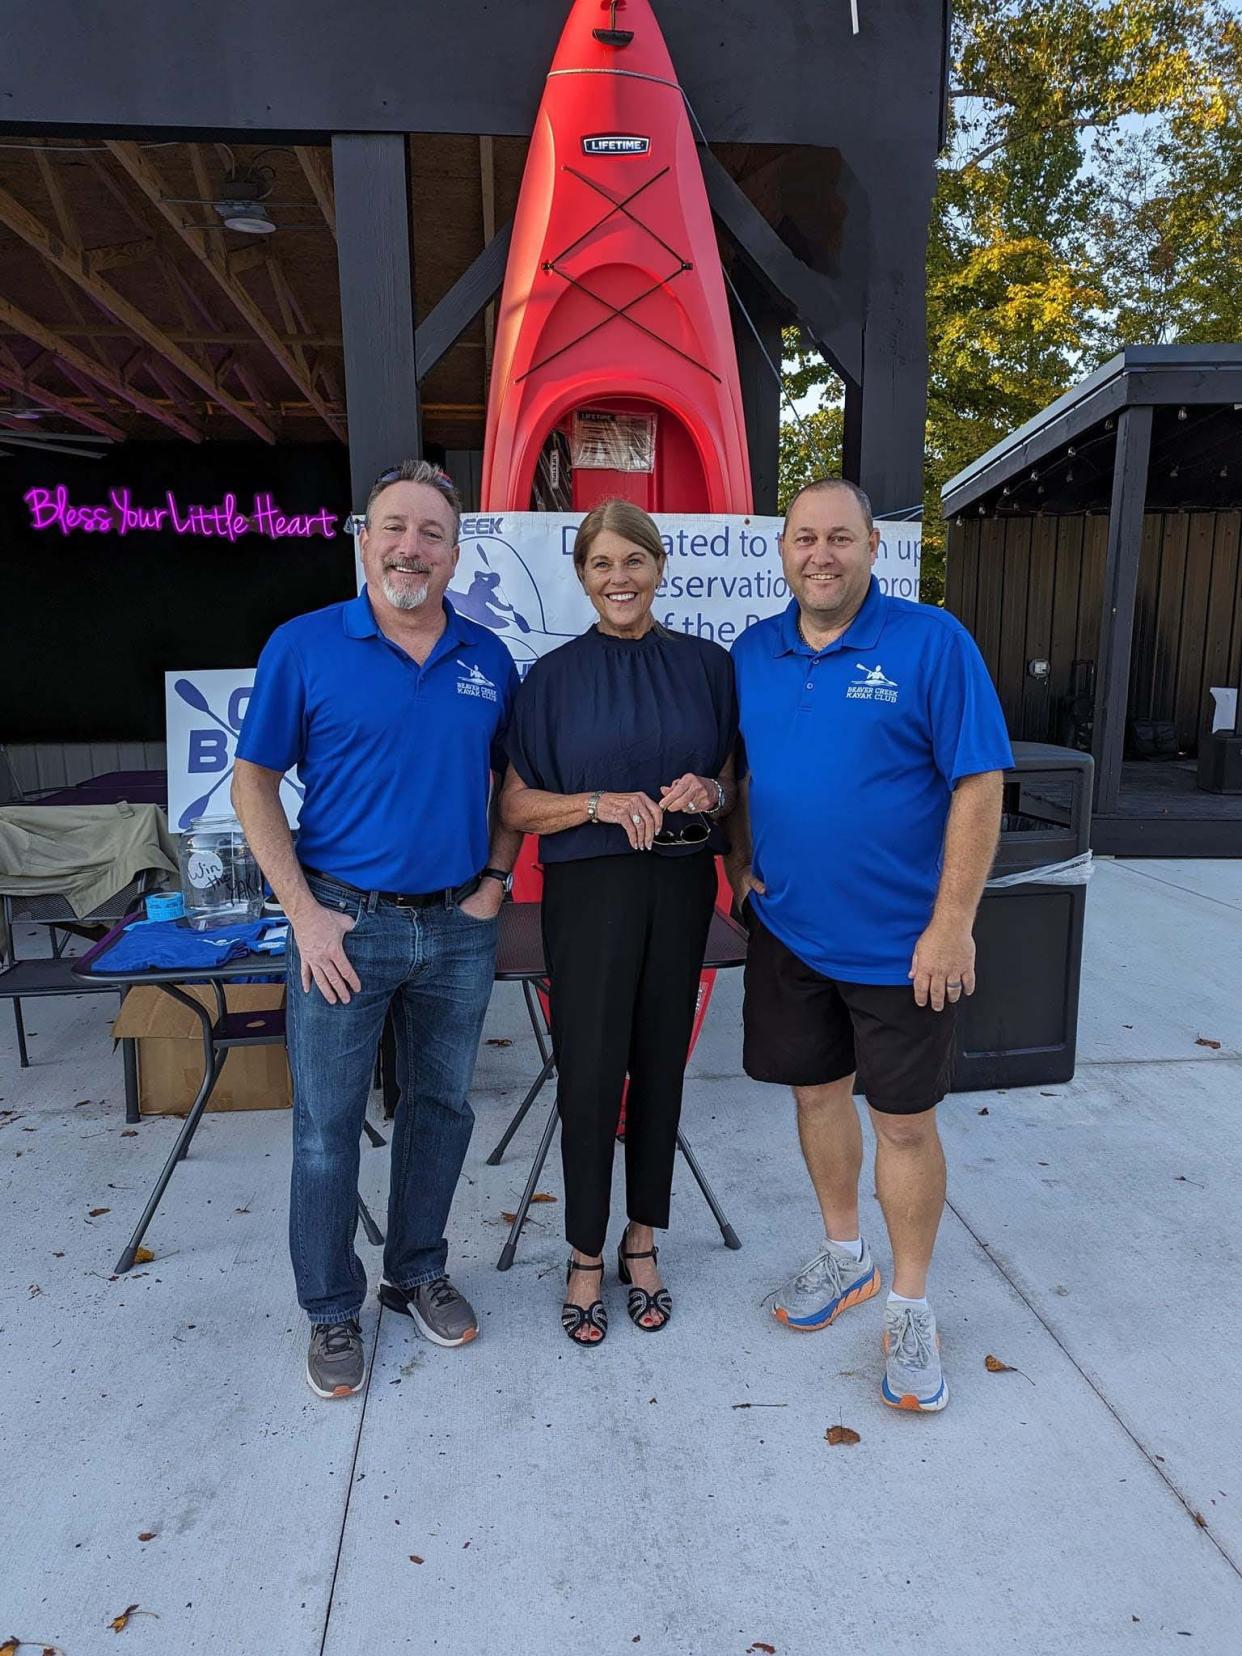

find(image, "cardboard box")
[112,983,290,1115]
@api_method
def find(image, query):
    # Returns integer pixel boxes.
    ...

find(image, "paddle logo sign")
[164,671,304,831]
[582,134,650,156]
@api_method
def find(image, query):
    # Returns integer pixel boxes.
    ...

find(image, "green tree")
[780,0,1241,605]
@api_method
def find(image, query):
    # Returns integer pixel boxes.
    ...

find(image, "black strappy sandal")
[617,1229,672,1332]
[561,1257,608,1346]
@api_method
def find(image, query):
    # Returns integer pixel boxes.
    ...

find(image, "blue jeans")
[286,873,497,1323]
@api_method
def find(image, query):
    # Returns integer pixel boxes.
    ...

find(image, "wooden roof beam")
[295,147,336,240]
[0,177,273,441]
[103,141,346,441]
[0,360,126,439]
[0,292,203,441]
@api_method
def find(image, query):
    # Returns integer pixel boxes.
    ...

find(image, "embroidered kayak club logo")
[582,134,651,156]
[456,660,498,702]
[846,662,899,703]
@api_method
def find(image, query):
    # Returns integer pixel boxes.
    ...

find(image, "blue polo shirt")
[236,590,518,892]
[731,580,1013,985]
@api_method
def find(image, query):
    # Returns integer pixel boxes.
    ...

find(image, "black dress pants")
[541,852,717,1256]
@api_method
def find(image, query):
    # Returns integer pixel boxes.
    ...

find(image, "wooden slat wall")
[945,509,1242,747]
[5,742,167,795]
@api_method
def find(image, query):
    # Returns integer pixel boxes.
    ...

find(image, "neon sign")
[24,485,340,540]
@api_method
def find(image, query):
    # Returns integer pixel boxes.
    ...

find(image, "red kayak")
[483,0,752,1081]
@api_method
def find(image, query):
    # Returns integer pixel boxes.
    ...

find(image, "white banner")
[358,512,921,678]
[165,670,303,832]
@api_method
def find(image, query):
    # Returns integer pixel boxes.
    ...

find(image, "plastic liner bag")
[985,852,1094,890]
[571,409,656,472]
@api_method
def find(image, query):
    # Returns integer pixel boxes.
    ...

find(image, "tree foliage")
[779,0,1242,604]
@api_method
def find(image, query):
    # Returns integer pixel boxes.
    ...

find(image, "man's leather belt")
[302,866,480,909]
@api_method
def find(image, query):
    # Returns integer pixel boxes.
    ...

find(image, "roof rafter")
[0,175,274,441]
[295,147,336,240]
[104,141,346,441]
[0,292,203,441]
[0,360,126,439]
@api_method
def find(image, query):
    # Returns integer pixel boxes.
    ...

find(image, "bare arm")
[722,771,766,909]
[909,769,1004,1011]
[499,765,665,851]
[458,784,524,919]
[231,757,361,1004]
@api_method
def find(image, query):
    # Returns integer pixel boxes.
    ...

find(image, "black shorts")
[741,904,956,1115]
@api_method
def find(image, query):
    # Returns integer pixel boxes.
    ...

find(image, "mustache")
[384,559,431,574]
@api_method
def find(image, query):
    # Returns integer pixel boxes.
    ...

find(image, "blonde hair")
[572,498,667,574]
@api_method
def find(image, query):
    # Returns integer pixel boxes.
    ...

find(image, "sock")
[826,1235,863,1260]
[888,1291,929,1311]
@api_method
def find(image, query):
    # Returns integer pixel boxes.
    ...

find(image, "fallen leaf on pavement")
[1195,1037,1221,1049]
[137,1532,156,1542]
[985,1354,1035,1384]
[74,1100,92,1108]
[500,1212,519,1225]
[530,1192,558,1204]
[485,1038,513,1047]
[109,1605,139,1632]
[121,1130,138,1138]
[88,1208,111,1218]
[825,1425,860,1446]
[134,1247,155,1265]
[409,1555,424,1565]
[977,1106,989,1116]
[1,1636,20,1656]
[748,1644,777,1654]
[28,1284,42,1298]
[1192,1511,1208,1528]
[52,1252,64,1258]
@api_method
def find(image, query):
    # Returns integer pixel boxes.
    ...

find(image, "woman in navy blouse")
[501,500,737,1346]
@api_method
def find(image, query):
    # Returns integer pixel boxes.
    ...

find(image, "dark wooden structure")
[0,1,950,519]
[943,346,1242,857]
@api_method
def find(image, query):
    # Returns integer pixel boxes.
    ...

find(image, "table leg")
[115,982,221,1273]
[12,997,29,1068]
[497,1095,560,1272]
[486,1053,555,1165]
[122,1033,140,1125]
[676,1130,741,1250]
[357,1194,385,1246]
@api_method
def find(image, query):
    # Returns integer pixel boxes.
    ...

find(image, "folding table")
[74,920,385,1273]
[489,900,748,1269]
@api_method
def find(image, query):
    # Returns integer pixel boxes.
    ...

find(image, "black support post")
[332,134,421,513]
[1091,404,1154,814]
[731,273,783,515]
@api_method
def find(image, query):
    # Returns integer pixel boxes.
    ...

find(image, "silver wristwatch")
[586,789,602,823]
[705,777,726,817]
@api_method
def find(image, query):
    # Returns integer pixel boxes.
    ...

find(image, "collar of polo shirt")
[773,575,886,657]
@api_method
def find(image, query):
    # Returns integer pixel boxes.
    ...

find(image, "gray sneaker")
[882,1302,948,1412]
[306,1318,365,1399]
[771,1239,881,1331]
[379,1276,478,1347]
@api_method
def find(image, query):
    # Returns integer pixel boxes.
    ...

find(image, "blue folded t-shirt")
[95,918,287,974]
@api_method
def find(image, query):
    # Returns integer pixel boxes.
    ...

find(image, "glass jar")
[177,814,263,930]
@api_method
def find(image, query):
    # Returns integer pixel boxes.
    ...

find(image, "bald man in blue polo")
[232,460,520,1400]
[727,478,1012,1414]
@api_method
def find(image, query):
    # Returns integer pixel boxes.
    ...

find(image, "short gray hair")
[783,477,874,536]
[365,459,462,540]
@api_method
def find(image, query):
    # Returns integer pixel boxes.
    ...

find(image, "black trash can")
[952,742,1093,1092]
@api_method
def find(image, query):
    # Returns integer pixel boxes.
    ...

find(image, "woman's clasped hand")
[594,771,719,850]
[593,789,664,851]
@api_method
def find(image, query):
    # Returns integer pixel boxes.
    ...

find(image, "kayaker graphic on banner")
[355,513,921,679]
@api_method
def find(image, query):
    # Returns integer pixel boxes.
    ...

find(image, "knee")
[871,1108,938,1151]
